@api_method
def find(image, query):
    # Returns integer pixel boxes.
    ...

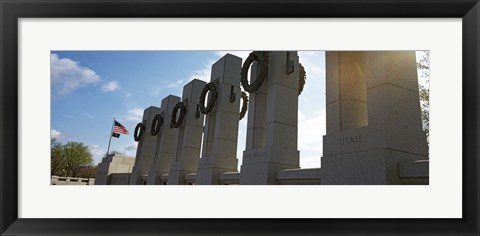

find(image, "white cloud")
[89,145,106,164]
[122,143,138,157]
[298,109,326,168]
[300,155,321,169]
[51,53,101,95]
[125,108,144,122]
[83,111,94,119]
[101,80,120,92]
[188,60,216,83]
[51,129,62,139]
[124,143,138,151]
[298,51,325,79]
[296,51,327,168]
[167,79,187,88]
[298,109,326,152]
[298,110,306,121]
[156,58,216,93]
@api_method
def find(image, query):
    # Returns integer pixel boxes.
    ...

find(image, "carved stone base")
[320,149,428,185]
[240,148,299,185]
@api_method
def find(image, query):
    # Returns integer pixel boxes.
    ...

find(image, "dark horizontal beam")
[2,0,478,18]
[4,218,470,235]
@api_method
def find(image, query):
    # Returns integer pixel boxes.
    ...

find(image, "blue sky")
[51,51,426,169]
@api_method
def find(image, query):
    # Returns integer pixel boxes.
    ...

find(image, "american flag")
[113,120,129,134]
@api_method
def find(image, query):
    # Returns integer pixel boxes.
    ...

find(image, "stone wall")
[94,153,135,185]
[51,176,95,185]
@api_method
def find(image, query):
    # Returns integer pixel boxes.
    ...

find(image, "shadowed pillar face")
[129,106,162,185]
[321,51,428,185]
[326,51,368,134]
[244,62,267,150]
[324,51,426,153]
[365,51,423,132]
[146,95,181,185]
[240,51,300,185]
[196,54,243,185]
[167,79,207,185]
[364,51,427,154]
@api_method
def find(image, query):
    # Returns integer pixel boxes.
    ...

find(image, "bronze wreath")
[298,63,307,95]
[134,123,145,142]
[239,91,248,120]
[171,102,187,128]
[150,114,164,136]
[240,51,269,93]
[198,82,218,114]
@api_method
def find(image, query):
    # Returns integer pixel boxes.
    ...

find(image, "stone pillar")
[167,79,207,185]
[146,95,181,185]
[245,61,268,150]
[240,51,300,185]
[129,106,162,185]
[321,51,428,185]
[325,51,368,133]
[196,54,242,185]
[365,51,427,154]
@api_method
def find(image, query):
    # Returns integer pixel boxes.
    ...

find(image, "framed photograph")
[1,0,478,235]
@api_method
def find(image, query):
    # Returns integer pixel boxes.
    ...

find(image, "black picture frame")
[1,0,479,235]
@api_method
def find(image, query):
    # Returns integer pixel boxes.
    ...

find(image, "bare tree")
[417,51,430,143]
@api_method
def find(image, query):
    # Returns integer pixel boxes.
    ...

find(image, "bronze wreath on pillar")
[240,51,269,93]
[298,63,307,95]
[134,123,145,142]
[170,102,186,128]
[239,91,248,120]
[198,82,218,114]
[150,114,164,136]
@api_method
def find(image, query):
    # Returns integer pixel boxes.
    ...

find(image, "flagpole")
[105,117,115,158]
